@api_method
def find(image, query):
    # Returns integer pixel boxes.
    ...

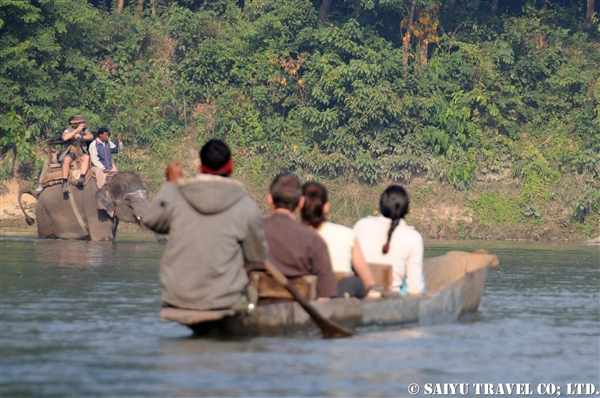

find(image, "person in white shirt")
[89,127,123,188]
[353,185,425,296]
[301,182,374,297]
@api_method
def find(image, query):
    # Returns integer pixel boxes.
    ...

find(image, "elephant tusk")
[136,216,141,221]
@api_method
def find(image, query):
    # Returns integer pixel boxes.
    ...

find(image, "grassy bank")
[112,141,599,242]
[2,120,598,241]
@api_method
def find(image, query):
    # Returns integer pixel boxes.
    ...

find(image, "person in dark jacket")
[143,140,268,312]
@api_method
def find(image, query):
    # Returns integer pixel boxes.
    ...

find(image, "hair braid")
[383,217,400,254]
[379,185,409,254]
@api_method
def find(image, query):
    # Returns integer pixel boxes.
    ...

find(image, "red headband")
[201,157,234,176]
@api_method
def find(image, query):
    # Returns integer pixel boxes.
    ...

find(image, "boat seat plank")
[368,263,393,292]
[159,308,235,325]
[334,271,354,282]
[249,272,317,300]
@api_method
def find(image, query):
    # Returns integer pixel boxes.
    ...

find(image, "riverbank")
[234,164,599,243]
[2,174,598,242]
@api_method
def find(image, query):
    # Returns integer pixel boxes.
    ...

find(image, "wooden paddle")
[264,260,354,338]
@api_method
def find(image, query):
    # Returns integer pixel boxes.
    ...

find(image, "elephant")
[18,172,166,242]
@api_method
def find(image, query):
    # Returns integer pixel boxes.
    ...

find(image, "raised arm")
[62,124,85,141]
[143,183,177,234]
[82,129,94,140]
[143,161,184,234]
[109,133,123,153]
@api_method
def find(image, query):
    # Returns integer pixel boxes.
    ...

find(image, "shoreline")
[2,178,598,243]
[2,222,597,244]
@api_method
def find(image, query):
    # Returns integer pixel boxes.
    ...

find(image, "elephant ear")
[96,186,115,218]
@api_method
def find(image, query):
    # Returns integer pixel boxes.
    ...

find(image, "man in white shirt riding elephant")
[89,126,123,189]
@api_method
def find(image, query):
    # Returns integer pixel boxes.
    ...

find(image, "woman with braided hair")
[353,185,425,296]
[301,181,375,298]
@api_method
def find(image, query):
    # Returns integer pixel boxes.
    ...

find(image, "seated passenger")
[143,139,268,312]
[89,127,123,188]
[353,185,425,296]
[59,115,94,193]
[301,182,374,298]
[245,174,338,305]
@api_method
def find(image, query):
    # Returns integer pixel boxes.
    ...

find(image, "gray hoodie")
[144,174,268,310]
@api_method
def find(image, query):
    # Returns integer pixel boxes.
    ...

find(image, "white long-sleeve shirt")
[89,138,123,170]
[316,221,355,273]
[353,216,424,295]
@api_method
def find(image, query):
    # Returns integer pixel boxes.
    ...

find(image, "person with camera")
[58,115,94,194]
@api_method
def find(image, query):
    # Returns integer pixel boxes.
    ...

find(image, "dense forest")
[1,0,599,238]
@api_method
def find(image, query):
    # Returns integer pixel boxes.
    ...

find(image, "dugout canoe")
[159,250,500,337]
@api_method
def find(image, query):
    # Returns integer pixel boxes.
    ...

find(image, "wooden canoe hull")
[160,251,499,337]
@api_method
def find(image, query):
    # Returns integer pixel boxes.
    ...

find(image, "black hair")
[270,173,302,212]
[380,185,409,254]
[200,139,231,171]
[97,126,110,136]
[301,181,328,228]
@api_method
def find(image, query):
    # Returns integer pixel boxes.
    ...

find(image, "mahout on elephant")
[19,171,166,242]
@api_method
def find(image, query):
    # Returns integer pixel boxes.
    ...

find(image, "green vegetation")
[1,0,599,238]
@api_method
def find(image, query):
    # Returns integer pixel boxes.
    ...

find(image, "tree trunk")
[117,0,125,12]
[586,0,595,28]
[402,4,416,74]
[319,0,333,23]
[419,39,429,66]
[491,0,499,17]
[355,1,362,18]
[136,0,144,17]
[150,0,156,15]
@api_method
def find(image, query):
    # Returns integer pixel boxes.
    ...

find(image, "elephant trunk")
[131,201,149,228]
[152,231,168,243]
[128,194,166,242]
[135,213,167,243]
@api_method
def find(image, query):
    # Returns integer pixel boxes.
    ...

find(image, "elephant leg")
[87,212,116,241]
[36,203,57,239]
[86,197,116,241]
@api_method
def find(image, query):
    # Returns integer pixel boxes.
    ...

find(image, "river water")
[1,233,598,397]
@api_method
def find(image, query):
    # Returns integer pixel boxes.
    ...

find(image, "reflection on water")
[1,236,598,397]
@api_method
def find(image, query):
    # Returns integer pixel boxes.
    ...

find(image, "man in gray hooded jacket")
[144,140,268,311]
